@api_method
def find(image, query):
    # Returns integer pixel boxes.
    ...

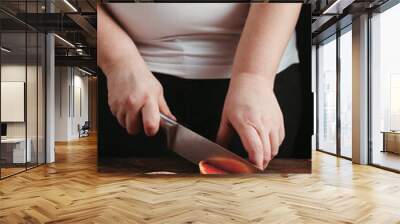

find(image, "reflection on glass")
[1,31,28,177]
[340,29,352,158]
[27,31,38,169]
[38,33,46,165]
[318,37,337,154]
[371,3,400,171]
[0,1,47,179]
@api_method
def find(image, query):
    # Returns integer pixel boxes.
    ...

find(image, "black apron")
[97,63,308,159]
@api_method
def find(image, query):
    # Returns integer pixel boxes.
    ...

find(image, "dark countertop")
[98,155,311,175]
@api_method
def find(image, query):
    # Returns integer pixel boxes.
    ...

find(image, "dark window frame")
[315,22,353,161]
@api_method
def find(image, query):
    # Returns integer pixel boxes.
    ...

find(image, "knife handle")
[160,113,177,148]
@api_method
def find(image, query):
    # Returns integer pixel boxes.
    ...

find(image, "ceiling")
[0,0,96,71]
[0,0,96,14]
[311,0,393,43]
[1,32,45,63]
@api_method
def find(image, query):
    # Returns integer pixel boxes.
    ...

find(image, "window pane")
[27,31,38,169]
[371,3,400,171]
[38,33,46,165]
[1,31,28,177]
[340,29,352,158]
[318,37,337,154]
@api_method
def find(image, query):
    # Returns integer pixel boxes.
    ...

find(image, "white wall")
[1,65,27,139]
[54,67,89,141]
[1,65,42,137]
[55,66,70,141]
[70,72,89,139]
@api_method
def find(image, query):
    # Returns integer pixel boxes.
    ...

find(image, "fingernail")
[145,127,153,136]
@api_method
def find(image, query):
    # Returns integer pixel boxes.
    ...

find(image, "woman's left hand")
[216,74,285,170]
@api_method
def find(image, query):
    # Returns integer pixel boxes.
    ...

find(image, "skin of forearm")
[97,5,148,77]
[232,3,302,88]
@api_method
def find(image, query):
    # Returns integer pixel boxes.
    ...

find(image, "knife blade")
[160,114,261,173]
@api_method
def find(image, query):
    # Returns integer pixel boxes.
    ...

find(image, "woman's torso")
[106,3,299,79]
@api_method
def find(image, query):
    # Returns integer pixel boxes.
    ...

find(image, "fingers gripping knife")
[159,113,261,173]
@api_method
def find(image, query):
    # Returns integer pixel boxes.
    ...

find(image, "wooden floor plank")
[0,135,399,223]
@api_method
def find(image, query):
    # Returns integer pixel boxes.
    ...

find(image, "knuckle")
[246,147,257,154]
[263,126,272,134]
[231,112,244,123]
[126,96,135,106]
[262,116,279,126]
[142,92,151,102]
[156,83,164,94]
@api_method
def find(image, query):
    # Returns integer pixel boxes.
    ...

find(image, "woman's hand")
[105,59,175,136]
[98,5,175,136]
[216,4,301,169]
[216,74,284,170]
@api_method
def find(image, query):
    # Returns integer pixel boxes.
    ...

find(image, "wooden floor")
[1,167,26,178]
[1,135,400,223]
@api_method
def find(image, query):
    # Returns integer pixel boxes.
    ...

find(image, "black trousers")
[98,64,309,159]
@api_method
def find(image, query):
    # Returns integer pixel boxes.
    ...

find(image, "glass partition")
[37,32,45,165]
[339,28,352,158]
[317,36,337,155]
[0,1,46,179]
[1,30,28,177]
[27,31,38,169]
[370,3,400,171]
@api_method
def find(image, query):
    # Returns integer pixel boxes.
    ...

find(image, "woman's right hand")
[105,59,175,136]
[97,5,174,136]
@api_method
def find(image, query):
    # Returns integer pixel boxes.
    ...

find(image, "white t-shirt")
[106,3,299,79]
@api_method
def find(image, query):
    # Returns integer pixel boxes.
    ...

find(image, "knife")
[160,113,261,173]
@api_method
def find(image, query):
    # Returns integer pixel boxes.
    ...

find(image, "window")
[370,2,400,171]
[0,1,47,179]
[317,36,337,154]
[339,28,352,158]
